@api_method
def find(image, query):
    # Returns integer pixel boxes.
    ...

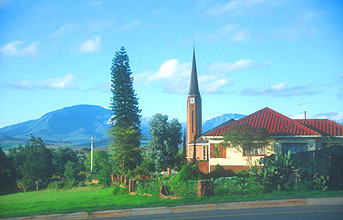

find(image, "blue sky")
[0,0,342,128]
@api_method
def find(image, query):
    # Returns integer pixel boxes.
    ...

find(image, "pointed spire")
[188,48,200,96]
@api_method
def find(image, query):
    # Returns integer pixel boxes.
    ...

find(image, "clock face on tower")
[190,97,195,104]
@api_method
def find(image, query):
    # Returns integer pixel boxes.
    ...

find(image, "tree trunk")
[192,135,197,163]
[35,180,39,191]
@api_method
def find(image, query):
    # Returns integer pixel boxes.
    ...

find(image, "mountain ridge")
[0,104,244,149]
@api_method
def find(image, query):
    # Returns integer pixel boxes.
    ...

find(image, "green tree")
[148,114,182,172]
[52,147,79,180]
[109,126,141,174]
[0,147,16,193]
[63,161,80,187]
[84,150,112,186]
[18,135,54,191]
[223,123,273,167]
[109,47,142,174]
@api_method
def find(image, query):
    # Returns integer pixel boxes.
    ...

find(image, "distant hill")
[0,104,245,150]
[202,113,246,133]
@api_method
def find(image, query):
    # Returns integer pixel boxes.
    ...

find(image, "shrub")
[167,180,197,197]
[213,176,263,195]
[204,164,235,179]
[135,180,161,196]
[173,163,201,182]
[112,185,128,195]
[47,181,65,189]
[256,152,300,192]
[77,181,86,187]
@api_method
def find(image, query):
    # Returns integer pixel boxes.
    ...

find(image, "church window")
[192,111,194,133]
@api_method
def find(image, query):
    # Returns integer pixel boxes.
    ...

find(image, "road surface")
[97,205,343,220]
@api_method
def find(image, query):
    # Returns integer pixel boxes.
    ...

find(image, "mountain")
[0,104,245,149]
[202,113,246,133]
[0,105,113,143]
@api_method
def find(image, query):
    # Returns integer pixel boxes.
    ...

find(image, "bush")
[77,181,86,187]
[167,180,197,197]
[213,176,263,195]
[112,185,128,195]
[256,152,300,192]
[135,180,161,196]
[203,164,234,179]
[173,163,201,182]
[47,181,65,189]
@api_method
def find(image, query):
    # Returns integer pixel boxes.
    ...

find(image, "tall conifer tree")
[109,47,142,174]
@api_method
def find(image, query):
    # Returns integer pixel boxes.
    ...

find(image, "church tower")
[187,48,202,144]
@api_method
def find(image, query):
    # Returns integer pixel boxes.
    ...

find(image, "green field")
[1,186,343,218]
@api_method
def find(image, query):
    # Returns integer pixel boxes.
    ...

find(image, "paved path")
[6,197,343,220]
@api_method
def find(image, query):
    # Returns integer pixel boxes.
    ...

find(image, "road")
[97,205,343,220]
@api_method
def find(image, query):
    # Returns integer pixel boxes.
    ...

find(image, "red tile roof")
[203,107,343,137]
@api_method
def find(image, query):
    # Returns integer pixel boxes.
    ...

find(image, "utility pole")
[90,136,94,171]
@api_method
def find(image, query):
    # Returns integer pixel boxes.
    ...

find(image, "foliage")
[148,114,182,171]
[134,158,156,178]
[255,151,300,192]
[203,164,234,180]
[0,147,16,194]
[136,180,161,196]
[167,180,197,197]
[47,181,65,189]
[109,47,142,175]
[84,150,112,187]
[109,126,142,174]
[112,185,128,195]
[223,123,273,167]
[64,161,81,187]
[296,160,330,192]
[52,147,79,180]
[18,135,55,191]
[214,176,263,195]
[173,163,201,182]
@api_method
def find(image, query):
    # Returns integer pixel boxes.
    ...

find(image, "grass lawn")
[1,186,343,218]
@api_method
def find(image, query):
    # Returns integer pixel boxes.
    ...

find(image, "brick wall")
[198,160,209,173]
[210,165,248,172]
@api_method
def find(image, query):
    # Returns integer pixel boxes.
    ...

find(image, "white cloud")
[1,74,76,90]
[194,24,250,43]
[209,59,254,73]
[136,57,270,94]
[241,82,318,97]
[119,20,142,31]
[273,25,318,40]
[88,1,103,9]
[147,59,190,81]
[0,41,39,56]
[52,23,78,37]
[314,112,343,122]
[80,36,101,53]
[85,82,111,93]
[206,0,275,16]
[41,74,76,89]
[136,57,264,94]
[290,112,343,123]
[203,79,231,94]
[231,30,250,42]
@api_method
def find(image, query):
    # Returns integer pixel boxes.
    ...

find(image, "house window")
[243,144,266,156]
[203,146,207,160]
[282,143,307,154]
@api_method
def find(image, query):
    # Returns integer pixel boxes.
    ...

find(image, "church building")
[186,49,343,173]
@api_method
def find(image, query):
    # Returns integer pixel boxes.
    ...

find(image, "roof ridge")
[274,121,321,135]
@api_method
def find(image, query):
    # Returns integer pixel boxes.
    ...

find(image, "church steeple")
[188,49,200,96]
[187,48,202,144]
